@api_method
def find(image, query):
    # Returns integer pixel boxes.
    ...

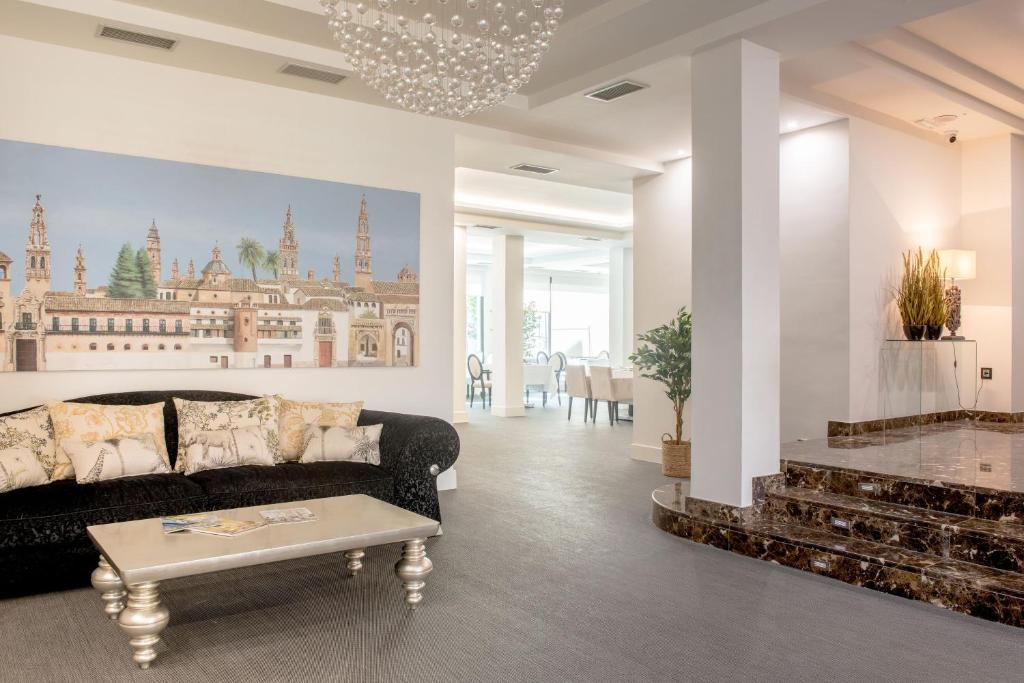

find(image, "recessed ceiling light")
[786,120,798,131]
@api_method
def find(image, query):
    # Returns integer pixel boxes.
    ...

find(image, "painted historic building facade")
[1,195,418,372]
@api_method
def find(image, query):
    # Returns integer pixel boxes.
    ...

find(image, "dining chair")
[550,352,566,406]
[467,354,491,409]
[565,364,592,422]
[589,366,632,425]
[597,350,610,360]
[536,350,550,365]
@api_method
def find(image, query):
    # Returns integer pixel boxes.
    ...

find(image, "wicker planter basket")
[662,441,691,478]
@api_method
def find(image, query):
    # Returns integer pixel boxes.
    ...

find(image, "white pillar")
[452,225,468,424]
[490,234,525,417]
[609,246,634,368]
[691,39,781,507]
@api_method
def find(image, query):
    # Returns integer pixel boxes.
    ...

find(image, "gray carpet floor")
[2,405,1024,682]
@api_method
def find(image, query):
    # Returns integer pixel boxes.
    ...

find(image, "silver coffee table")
[87,494,440,669]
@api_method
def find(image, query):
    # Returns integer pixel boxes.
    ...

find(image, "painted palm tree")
[264,249,281,280]
[236,238,265,281]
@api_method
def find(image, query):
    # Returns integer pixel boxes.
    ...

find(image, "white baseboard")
[631,443,662,464]
[451,410,468,424]
[491,404,526,417]
[436,467,457,491]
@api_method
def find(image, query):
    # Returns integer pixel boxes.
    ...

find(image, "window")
[210,356,218,363]
[30,256,36,269]
[89,318,97,333]
[106,343,115,351]
[71,318,79,332]
[142,319,150,333]
[21,312,32,327]
[123,344,131,351]
[174,320,182,333]
[159,319,166,333]
[39,257,45,269]
[158,344,165,351]
[125,319,133,333]
[52,317,59,331]
[284,355,292,368]
[173,344,182,350]
[142,344,149,351]
[107,318,115,332]
[264,355,271,368]
[89,343,97,351]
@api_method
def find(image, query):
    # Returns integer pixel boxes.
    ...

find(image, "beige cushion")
[300,424,383,466]
[0,446,50,493]
[173,396,281,472]
[63,434,170,484]
[0,406,58,484]
[277,397,363,462]
[48,402,168,480]
[182,425,276,475]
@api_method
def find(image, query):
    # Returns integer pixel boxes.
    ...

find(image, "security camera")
[946,130,958,144]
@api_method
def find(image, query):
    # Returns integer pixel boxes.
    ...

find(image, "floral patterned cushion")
[277,397,363,462]
[0,406,57,485]
[0,446,50,493]
[63,434,170,484]
[300,424,383,466]
[183,425,276,475]
[173,396,281,472]
[47,402,168,481]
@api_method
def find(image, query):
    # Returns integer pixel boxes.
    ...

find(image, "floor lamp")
[938,249,976,340]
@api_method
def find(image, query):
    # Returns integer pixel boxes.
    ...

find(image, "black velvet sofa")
[0,390,460,598]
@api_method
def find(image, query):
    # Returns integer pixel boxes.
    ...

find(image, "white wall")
[0,35,455,422]
[779,121,850,440]
[847,118,962,422]
[960,135,1012,412]
[631,158,692,463]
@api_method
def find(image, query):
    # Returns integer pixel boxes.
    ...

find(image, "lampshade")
[938,249,977,281]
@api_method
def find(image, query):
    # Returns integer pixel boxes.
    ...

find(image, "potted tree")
[629,307,692,477]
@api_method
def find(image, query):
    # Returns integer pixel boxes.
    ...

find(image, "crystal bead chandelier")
[320,0,565,118]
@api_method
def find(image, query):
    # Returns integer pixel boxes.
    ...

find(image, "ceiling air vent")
[585,80,647,102]
[510,163,559,175]
[280,63,347,85]
[97,25,177,51]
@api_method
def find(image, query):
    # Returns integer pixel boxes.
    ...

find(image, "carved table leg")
[394,538,432,610]
[91,556,126,620]
[344,548,366,576]
[118,582,170,670]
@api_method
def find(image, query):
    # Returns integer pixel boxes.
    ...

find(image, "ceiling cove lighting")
[455,194,632,229]
[320,0,565,118]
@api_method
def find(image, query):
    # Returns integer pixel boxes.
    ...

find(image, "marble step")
[765,486,1024,574]
[783,460,1024,523]
[652,487,1024,628]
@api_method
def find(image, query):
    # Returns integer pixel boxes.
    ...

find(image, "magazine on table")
[259,507,318,525]
[160,513,220,534]
[186,519,266,537]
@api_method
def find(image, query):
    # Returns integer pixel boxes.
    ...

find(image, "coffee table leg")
[394,538,432,610]
[91,555,126,620]
[344,548,366,575]
[118,581,170,670]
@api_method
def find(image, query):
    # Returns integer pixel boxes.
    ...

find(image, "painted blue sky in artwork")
[0,139,419,293]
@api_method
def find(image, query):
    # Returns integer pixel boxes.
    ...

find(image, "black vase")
[903,324,926,341]
[925,324,943,340]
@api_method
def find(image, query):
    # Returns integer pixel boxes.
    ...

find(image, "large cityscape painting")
[0,139,420,372]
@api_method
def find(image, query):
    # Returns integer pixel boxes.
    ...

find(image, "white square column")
[609,246,634,368]
[452,225,469,424]
[490,234,525,417]
[691,39,781,507]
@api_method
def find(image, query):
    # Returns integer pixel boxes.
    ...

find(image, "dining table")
[523,363,557,407]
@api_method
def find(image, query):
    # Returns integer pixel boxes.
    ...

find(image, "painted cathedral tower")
[25,195,52,297]
[146,220,162,285]
[74,245,87,295]
[279,206,299,281]
[354,195,373,290]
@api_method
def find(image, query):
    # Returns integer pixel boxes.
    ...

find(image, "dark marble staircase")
[652,460,1024,627]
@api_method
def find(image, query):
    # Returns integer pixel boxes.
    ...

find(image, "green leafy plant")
[135,248,157,298]
[522,301,541,361]
[263,249,281,280]
[629,307,692,445]
[107,243,143,298]
[236,238,265,281]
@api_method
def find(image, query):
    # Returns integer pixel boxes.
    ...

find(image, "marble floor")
[783,421,1024,492]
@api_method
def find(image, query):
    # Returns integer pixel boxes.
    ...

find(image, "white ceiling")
[4,0,1021,230]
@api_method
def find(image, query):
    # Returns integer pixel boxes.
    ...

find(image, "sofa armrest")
[358,410,460,521]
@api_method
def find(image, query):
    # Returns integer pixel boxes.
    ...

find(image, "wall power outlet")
[981,367,993,380]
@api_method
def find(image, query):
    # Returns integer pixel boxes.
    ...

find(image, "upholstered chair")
[467,354,492,408]
[589,366,632,425]
[565,364,592,422]
[536,350,550,365]
[551,351,567,402]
